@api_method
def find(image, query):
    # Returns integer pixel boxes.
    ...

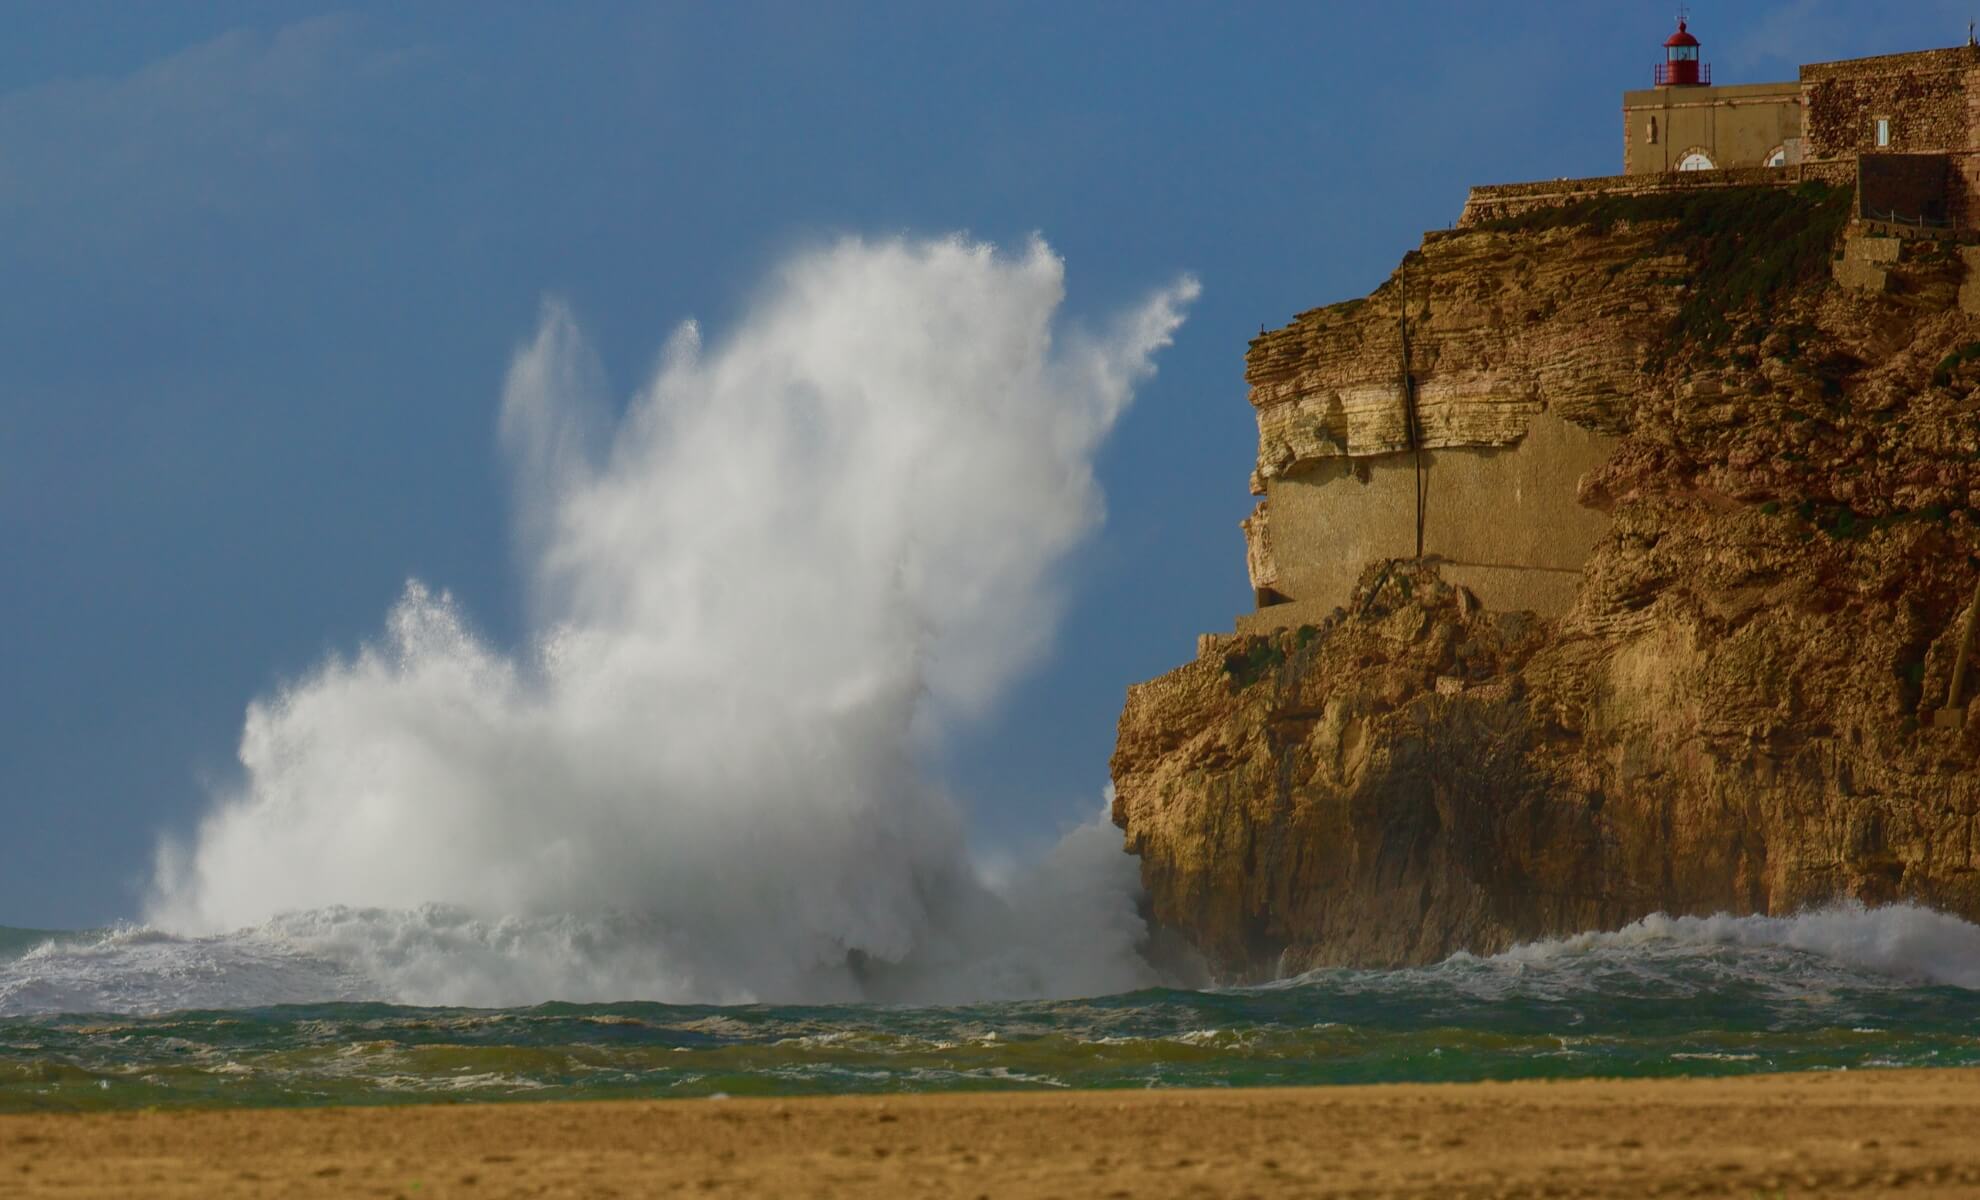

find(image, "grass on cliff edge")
[1475,183,1852,360]
[1223,625,1326,689]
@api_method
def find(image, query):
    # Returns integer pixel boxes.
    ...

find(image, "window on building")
[1677,149,1715,171]
[1646,117,1658,144]
[1876,117,1892,147]
[1764,145,1787,168]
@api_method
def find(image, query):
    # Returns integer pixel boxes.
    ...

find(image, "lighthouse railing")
[1653,62,1711,86]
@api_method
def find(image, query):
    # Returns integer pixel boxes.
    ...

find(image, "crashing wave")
[134,236,1196,1009]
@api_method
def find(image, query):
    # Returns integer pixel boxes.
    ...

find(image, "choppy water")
[6,903,1980,1112]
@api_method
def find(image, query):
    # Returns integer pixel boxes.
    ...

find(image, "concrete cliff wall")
[1240,413,1614,628]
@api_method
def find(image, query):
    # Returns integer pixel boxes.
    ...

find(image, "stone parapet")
[1456,165,1836,227]
[1800,44,1980,83]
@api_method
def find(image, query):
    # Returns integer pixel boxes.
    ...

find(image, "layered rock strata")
[1245,221,1658,492]
[1114,185,1980,977]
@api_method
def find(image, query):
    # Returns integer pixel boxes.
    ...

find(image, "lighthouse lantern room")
[1654,18,1708,87]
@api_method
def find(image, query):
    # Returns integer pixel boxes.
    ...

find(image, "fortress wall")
[1799,50,1980,228]
[1461,49,1980,235]
[1239,412,1616,632]
[1457,164,1847,227]
[1801,50,1980,159]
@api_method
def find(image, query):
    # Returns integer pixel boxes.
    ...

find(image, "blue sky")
[2,1,1967,927]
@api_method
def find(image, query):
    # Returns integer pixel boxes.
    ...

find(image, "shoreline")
[7,1068,1980,1197]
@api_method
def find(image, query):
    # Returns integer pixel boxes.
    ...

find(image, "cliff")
[1112,183,1980,977]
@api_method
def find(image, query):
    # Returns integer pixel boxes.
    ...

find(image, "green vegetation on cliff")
[1479,183,1852,357]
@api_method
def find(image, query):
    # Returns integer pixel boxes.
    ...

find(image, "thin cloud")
[0,15,411,239]
[1723,0,1973,75]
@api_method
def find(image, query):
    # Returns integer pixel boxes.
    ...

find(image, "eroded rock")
[1114,189,1980,978]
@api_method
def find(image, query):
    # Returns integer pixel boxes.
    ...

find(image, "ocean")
[6,903,1980,1113]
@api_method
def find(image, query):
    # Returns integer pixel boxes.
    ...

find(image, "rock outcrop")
[1113,184,1980,978]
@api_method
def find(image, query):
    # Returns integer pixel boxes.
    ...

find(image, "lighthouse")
[1655,18,1708,86]
[1624,17,1799,174]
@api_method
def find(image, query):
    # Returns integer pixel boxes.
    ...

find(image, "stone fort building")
[1237,20,1980,635]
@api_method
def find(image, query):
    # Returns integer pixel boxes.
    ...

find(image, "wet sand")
[4,1068,1980,1197]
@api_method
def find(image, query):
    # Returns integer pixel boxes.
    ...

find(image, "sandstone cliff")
[1113,184,1980,977]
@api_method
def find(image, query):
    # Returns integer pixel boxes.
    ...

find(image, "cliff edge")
[1112,184,1980,977]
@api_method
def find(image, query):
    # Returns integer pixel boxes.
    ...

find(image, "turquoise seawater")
[7,907,1980,1113]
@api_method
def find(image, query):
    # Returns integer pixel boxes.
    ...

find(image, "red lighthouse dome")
[1656,18,1709,86]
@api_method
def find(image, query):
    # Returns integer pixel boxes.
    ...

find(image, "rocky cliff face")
[1245,214,1651,493]
[1113,184,1980,977]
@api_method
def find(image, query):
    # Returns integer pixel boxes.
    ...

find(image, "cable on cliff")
[1398,260,1427,560]
[1937,575,1980,730]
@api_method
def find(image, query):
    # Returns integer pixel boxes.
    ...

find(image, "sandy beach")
[3,1069,1979,1198]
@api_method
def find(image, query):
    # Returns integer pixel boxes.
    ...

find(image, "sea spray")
[144,235,1199,1006]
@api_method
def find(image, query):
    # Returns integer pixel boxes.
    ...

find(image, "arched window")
[1764,145,1787,168]
[1676,148,1715,171]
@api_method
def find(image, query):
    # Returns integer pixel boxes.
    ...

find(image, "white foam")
[9,900,1980,1017]
[0,924,370,1016]
[1492,902,1980,990]
[1240,901,1980,1004]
